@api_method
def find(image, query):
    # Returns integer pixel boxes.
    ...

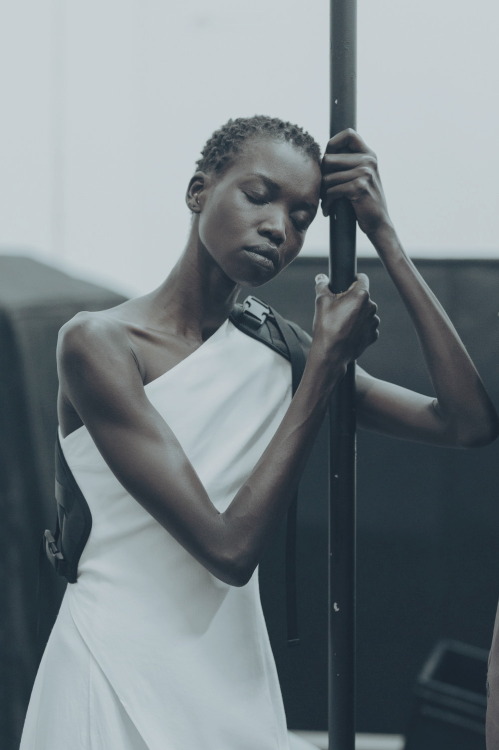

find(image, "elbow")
[207,514,257,587]
[209,542,255,588]
[433,398,499,448]
[229,558,254,587]
[452,415,499,449]
[460,430,499,449]
[213,557,254,587]
[225,567,253,588]
[203,514,258,587]
[181,538,255,588]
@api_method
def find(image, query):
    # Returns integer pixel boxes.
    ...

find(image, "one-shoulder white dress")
[20,319,316,750]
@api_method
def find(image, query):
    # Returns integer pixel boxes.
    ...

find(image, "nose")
[258,207,286,246]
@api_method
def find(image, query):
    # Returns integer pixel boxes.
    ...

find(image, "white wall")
[1,0,498,296]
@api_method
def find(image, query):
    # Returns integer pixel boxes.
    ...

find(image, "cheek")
[282,244,303,269]
[285,226,306,257]
[200,196,250,248]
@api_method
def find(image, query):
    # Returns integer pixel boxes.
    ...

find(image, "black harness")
[44,295,309,643]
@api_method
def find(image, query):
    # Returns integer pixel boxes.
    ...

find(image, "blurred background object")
[403,640,488,750]
[0,255,126,750]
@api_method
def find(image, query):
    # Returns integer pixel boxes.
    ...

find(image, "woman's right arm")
[58,275,378,586]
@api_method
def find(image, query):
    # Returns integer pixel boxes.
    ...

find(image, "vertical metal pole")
[328,2,357,749]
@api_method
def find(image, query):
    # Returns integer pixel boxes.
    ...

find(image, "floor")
[292,732,405,750]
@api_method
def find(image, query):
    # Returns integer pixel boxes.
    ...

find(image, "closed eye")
[292,213,313,232]
[244,191,270,206]
[244,187,315,231]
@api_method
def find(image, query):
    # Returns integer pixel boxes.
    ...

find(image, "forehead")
[222,137,321,203]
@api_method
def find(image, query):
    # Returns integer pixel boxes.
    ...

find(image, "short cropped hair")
[195,115,321,175]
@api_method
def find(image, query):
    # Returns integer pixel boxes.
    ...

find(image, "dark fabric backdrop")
[0,256,126,750]
[247,256,499,734]
[1,254,498,748]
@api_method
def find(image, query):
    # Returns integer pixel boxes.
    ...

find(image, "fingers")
[313,271,380,363]
[315,272,370,295]
[321,179,370,217]
[349,275,380,349]
[322,164,378,191]
[325,128,374,156]
[322,152,377,173]
[354,272,370,293]
[312,279,380,367]
[315,273,329,290]
[320,145,380,219]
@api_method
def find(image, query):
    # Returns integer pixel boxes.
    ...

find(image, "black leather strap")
[230,296,309,646]
[44,435,92,584]
[271,308,307,395]
[271,309,307,647]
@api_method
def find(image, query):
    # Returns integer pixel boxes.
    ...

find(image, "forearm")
[101,348,343,587]
[217,274,380,581]
[221,353,340,583]
[368,222,498,444]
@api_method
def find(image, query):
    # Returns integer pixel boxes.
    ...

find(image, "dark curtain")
[0,255,126,750]
[250,257,499,733]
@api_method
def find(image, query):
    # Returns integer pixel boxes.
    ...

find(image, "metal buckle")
[44,529,64,562]
[242,296,270,329]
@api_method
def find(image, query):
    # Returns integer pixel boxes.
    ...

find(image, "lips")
[243,244,280,271]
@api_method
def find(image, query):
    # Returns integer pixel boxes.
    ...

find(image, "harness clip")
[242,296,270,329]
[43,529,64,562]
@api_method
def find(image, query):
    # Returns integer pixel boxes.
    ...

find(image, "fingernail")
[315,273,327,283]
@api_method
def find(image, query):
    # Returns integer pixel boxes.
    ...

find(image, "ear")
[185,171,209,214]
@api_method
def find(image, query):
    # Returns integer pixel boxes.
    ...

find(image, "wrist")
[305,343,347,391]
[366,217,398,250]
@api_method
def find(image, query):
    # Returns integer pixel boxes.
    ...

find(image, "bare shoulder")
[57,309,147,436]
[58,310,133,376]
[57,309,143,412]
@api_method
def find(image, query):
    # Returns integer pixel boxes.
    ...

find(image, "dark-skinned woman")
[20,116,498,750]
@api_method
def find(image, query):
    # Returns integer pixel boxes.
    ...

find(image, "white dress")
[20,319,316,750]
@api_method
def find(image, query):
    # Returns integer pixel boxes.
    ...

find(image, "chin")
[236,269,279,288]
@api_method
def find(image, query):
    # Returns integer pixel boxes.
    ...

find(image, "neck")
[148,230,241,341]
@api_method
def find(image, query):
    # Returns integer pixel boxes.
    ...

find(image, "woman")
[21,116,497,750]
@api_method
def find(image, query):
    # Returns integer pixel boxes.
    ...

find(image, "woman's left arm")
[322,129,499,447]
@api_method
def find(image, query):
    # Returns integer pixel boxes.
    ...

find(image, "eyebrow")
[245,172,317,212]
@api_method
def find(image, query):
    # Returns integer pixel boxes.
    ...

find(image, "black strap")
[271,309,306,647]
[43,435,92,584]
[271,308,307,395]
[36,533,50,659]
[230,296,308,646]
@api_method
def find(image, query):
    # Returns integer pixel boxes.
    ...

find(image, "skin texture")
[57,132,498,586]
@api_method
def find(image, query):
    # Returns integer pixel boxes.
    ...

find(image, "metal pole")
[328,2,357,749]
